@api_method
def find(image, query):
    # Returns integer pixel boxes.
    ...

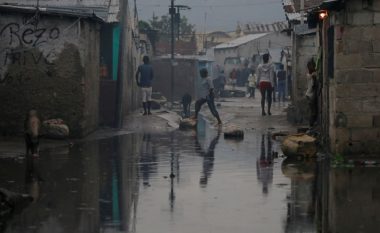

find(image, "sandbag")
[42,119,70,139]
[281,133,317,157]
[179,118,197,130]
[224,124,244,139]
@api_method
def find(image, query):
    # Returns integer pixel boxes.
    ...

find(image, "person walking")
[194,68,222,125]
[257,54,275,116]
[218,70,226,94]
[230,68,237,89]
[247,70,256,98]
[277,64,287,102]
[305,59,318,127]
[136,56,154,115]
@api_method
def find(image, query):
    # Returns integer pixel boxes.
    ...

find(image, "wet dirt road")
[0,119,321,233]
[1,98,380,233]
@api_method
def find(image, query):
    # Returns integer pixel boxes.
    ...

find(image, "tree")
[138,20,159,53]
[148,14,195,41]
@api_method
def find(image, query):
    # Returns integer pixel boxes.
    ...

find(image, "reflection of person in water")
[256,134,274,195]
[195,130,221,188]
[25,155,42,202]
[139,134,157,187]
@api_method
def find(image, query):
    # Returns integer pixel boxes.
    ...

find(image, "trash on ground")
[223,124,244,139]
[179,118,197,130]
[281,133,317,157]
[42,119,70,139]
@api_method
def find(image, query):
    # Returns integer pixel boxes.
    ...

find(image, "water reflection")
[1,129,380,233]
[25,155,42,203]
[257,134,274,195]
[195,129,221,188]
[282,157,317,233]
[139,134,157,187]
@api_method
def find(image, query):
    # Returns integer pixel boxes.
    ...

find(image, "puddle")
[0,126,379,233]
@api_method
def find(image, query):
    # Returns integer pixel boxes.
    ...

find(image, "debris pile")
[223,124,244,139]
[42,119,70,139]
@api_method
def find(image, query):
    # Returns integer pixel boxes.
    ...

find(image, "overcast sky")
[136,0,286,32]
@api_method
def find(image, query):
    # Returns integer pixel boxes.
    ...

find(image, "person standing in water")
[194,68,222,125]
[257,53,275,116]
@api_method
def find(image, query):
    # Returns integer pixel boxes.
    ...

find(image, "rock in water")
[42,119,70,139]
[179,118,197,130]
[281,134,317,157]
[150,100,161,110]
[224,124,244,139]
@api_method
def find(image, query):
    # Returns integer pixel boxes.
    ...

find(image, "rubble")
[223,124,244,139]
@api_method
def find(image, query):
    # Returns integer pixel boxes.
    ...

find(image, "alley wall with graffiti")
[0,11,100,136]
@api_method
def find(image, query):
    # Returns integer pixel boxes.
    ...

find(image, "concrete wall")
[288,33,318,124]
[327,0,380,154]
[214,32,291,66]
[0,12,100,136]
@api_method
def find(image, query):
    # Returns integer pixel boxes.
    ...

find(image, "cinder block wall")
[329,0,380,154]
[0,12,99,137]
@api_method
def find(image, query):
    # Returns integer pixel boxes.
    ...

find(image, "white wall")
[214,32,291,66]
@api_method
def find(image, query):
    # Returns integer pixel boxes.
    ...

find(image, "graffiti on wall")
[0,18,63,85]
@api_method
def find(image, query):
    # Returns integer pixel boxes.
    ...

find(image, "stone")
[179,118,197,130]
[346,114,373,128]
[362,99,380,113]
[350,12,374,26]
[335,69,374,84]
[335,98,362,113]
[374,13,380,24]
[362,53,380,68]
[220,90,233,98]
[281,134,317,157]
[150,100,161,110]
[232,90,246,97]
[223,124,244,139]
[343,39,372,54]
[373,115,380,127]
[350,128,380,141]
[335,53,362,69]
[42,119,70,139]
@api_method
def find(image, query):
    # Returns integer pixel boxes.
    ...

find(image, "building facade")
[0,0,141,136]
[213,32,291,67]
[317,0,380,155]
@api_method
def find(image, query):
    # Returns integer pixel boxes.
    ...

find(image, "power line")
[138,1,280,8]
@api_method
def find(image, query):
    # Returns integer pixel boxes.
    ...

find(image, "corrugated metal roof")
[0,1,121,23]
[0,4,109,21]
[214,33,269,50]
[241,21,288,34]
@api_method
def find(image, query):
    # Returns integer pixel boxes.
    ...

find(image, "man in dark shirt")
[277,64,287,102]
[136,56,154,115]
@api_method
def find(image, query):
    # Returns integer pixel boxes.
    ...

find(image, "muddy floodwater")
[0,120,379,233]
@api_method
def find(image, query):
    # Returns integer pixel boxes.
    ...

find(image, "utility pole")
[169,0,175,109]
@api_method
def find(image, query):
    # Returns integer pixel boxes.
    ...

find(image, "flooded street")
[0,108,380,233]
[0,121,317,233]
